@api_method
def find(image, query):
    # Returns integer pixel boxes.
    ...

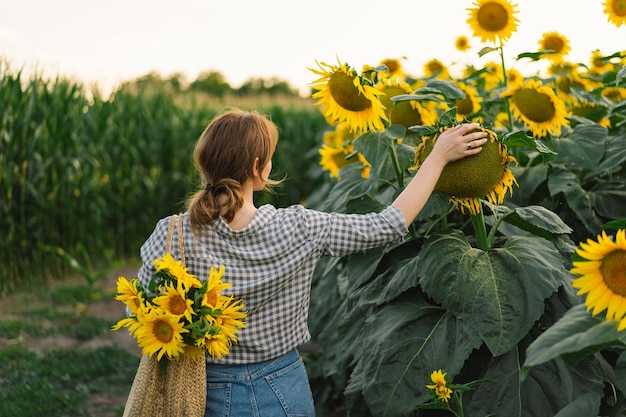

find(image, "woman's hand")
[392,123,488,227]
[429,123,488,164]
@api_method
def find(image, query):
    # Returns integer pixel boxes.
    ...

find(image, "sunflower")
[455,35,471,52]
[309,58,388,134]
[153,253,201,290]
[454,81,484,121]
[479,61,504,90]
[153,281,195,323]
[602,86,626,102]
[426,369,453,403]
[604,0,626,27]
[114,276,144,315]
[554,73,595,107]
[501,79,570,138]
[538,31,571,62]
[506,68,524,86]
[202,264,232,309]
[571,229,626,330]
[134,308,188,361]
[195,331,230,361]
[212,295,248,344]
[377,79,437,130]
[412,125,518,215]
[378,57,406,80]
[466,0,520,44]
[589,50,616,75]
[423,59,450,80]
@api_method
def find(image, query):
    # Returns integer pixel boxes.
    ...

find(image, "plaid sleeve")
[311,205,408,257]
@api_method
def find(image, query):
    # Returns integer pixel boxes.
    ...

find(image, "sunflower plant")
[112,253,247,364]
[417,369,489,417]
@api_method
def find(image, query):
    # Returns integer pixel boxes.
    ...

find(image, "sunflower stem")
[497,43,514,133]
[388,139,404,189]
[470,205,490,251]
[609,390,625,417]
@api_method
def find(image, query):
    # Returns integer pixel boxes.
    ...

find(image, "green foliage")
[0,346,138,417]
[0,61,328,294]
[306,50,626,416]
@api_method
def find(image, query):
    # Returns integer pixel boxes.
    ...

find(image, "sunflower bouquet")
[112,253,247,363]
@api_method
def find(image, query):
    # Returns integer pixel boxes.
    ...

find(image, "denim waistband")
[206,348,300,380]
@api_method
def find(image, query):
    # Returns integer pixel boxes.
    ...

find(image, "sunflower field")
[304,0,626,416]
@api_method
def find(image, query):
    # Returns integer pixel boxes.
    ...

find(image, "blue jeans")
[205,348,316,417]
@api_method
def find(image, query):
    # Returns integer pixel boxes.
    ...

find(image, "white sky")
[1,0,624,96]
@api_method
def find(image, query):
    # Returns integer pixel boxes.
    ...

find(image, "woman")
[138,108,487,417]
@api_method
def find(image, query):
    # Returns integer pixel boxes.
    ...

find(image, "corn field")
[0,60,329,294]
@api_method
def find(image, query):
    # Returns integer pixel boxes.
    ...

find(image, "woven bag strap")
[177,213,186,266]
[164,213,186,266]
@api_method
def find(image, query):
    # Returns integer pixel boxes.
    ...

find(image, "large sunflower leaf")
[347,238,423,309]
[553,393,602,417]
[492,205,573,240]
[522,304,626,377]
[352,124,406,176]
[466,348,606,417]
[584,134,626,179]
[588,181,626,219]
[322,164,380,212]
[419,231,564,356]
[550,124,606,170]
[344,290,482,417]
[547,163,604,233]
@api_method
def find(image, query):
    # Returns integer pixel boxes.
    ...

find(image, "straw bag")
[123,214,207,417]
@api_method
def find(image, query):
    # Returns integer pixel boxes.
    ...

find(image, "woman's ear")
[251,157,261,179]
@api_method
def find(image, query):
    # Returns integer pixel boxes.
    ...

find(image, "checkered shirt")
[138,204,407,364]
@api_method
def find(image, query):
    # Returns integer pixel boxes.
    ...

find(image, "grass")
[0,274,139,417]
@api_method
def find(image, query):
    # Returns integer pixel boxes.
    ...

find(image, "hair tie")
[204,183,214,192]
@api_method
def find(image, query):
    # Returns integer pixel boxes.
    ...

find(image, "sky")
[1,0,624,96]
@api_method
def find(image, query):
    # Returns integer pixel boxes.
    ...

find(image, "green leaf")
[550,124,607,170]
[390,93,447,104]
[588,181,626,219]
[348,240,423,308]
[523,304,626,376]
[604,218,626,230]
[547,164,604,233]
[352,125,405,174]
[585,134,626,178]
[478,46,499,57]
[419,232,564,356]
[502,130,558,158]
[466,349,604,417]
[422,79,466,101]
[553,392,601,417]
[614,350,626,395]
[345,291,482,417]
[493,205,573,240]
[322,164,379,212]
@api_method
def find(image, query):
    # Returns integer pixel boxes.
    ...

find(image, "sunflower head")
[501,79,570,138]
[466,0,520,44]
[423,59,450,80]
[412,125,518,214]
[135,308,188,361]
[309,59,388,134]
[571,229,626,330]
[538,32,571,62]
[454,82,484,121]
[378,58,406,80]
[455,35,471,51]
[426,369,453,403]
[604,0,626,27]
